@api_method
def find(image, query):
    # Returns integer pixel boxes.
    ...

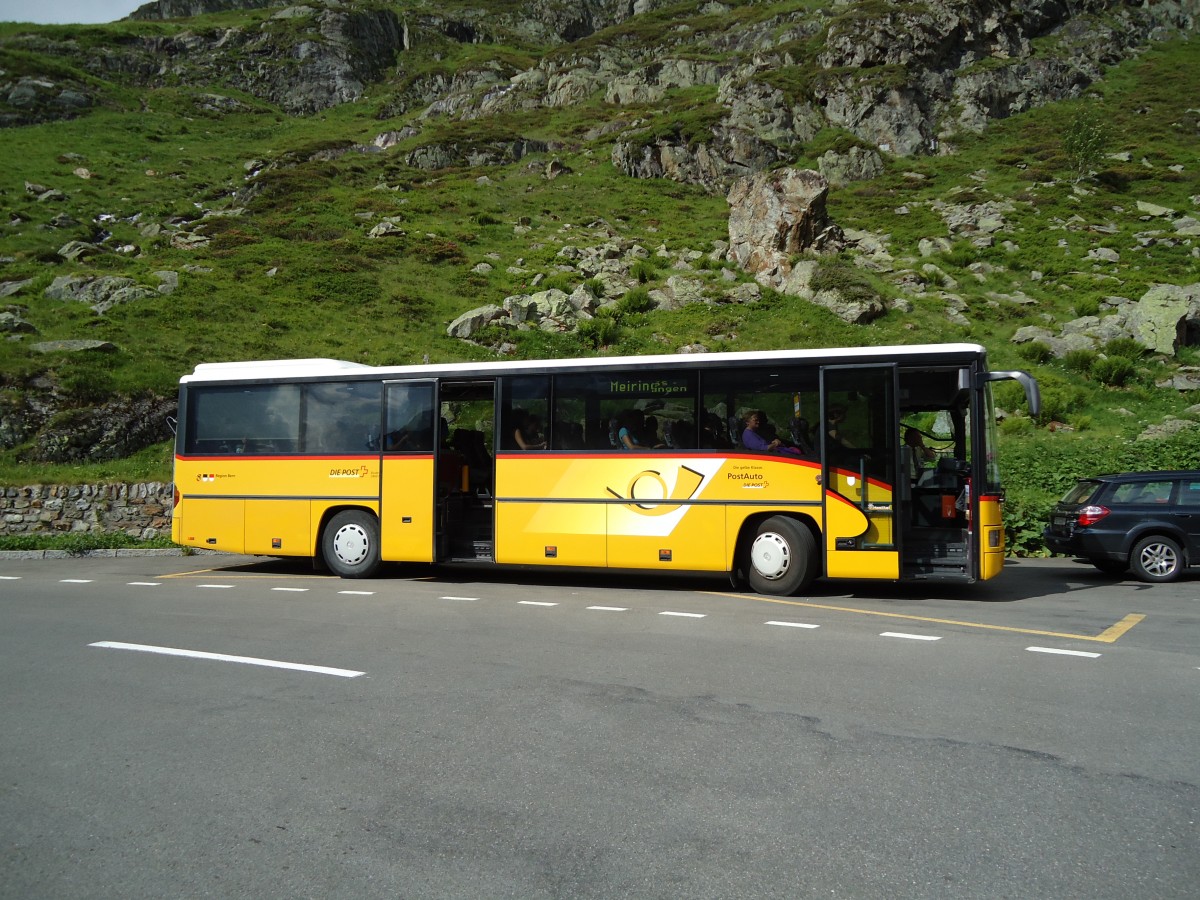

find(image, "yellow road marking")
[1094,613,1146,643]
[705,592,1145,644]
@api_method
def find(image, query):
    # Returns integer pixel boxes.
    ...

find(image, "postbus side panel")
[494,454,607,567]
[497,453,825,572]
[978,494,1005,580]
[175,495,245,553]
[174,455,381,557]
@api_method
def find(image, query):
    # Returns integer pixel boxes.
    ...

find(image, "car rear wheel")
[1130,535,1182,583]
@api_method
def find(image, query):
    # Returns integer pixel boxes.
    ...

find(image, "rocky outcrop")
[612,128,782,194]
[0,75,91,127]
[129,0,282,20]
[726,168,844,281]
[1011,284,1200,359]
[44,275,159,314]
[31,394,178,464]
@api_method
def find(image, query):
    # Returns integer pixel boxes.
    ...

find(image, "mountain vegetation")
[1,0,1198,553]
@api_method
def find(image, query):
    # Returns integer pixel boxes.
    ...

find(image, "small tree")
[1062,105,1110,183]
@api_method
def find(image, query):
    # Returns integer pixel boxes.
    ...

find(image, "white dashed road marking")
[338,590,374,596]
[519,601,558,607]
[128,582,161,586]
[881,632,942,641]
[767,620,819,629]
[60,579,92,584]
[198,584,234,589]
[660,611,705,618]
[1027,646,1101,658]
[89,641,365,678]
[271,587,309,593]
[588,606,629,612]
[440,595,477,601]
[0,575,21,580]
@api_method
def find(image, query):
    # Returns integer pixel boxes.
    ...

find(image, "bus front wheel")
[745,516,816,596]
[323,510,381,579]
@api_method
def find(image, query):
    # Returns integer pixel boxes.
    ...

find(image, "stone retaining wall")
[0,483,173,539]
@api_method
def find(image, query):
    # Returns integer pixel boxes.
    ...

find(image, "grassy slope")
[1,10,1198,551]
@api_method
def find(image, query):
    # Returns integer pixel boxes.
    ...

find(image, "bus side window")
[384,384,434,453]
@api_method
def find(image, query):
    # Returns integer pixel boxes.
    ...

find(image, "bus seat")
[451,429,493,488]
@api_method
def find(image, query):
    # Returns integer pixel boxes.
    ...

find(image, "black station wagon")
[1044,471,1200,582]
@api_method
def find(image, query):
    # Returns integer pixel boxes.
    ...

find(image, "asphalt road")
[1,555,1197,899]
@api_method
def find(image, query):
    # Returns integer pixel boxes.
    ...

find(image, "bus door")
[380,380,437,563]
[436,380,496,561]
[821,365,900,580]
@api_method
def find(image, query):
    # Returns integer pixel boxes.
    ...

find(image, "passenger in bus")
[741,410,803,456]
[617,409,662,450]
[701,412,732,449]
[668,419,694,449]
[641,414,661,447]
[512,409,546,450]
[904,427,937,481]
[826,405,853,448]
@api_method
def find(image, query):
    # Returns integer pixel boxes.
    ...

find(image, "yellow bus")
[171,343,1038,594]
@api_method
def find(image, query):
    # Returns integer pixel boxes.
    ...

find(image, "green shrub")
[999,415,1035,435]
[1001,429,1200,556]
[577,312,621,349]
[410,236,466,265]
[1036,381,1088,425]
[1018,342,1052,364]
[1062,104,1111,182]
[1063,349,1097,372]
[1092,356,1137,387]
[631,258,666,284]
[0,532,177,552]
[1073,296,1101,317]
[1103,338,1144,360]
[617,288,657,315]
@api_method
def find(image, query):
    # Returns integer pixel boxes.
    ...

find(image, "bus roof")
[179,343,989,384]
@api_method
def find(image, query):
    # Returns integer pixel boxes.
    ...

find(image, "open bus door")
[821,364,900,580]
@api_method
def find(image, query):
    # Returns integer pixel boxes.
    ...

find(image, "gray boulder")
[1126,283,1200,355]
[44,275,158,314]
[447,304,508,339]
[727,168,842,288]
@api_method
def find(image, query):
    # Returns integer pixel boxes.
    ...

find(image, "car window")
[1176,479,1200,507]
[1062,480,1102,504]
[1110,480,1174,505]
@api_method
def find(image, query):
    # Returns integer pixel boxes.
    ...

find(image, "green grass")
[0,7,1198,547]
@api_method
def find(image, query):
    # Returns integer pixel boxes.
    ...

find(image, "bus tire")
[745,515,816,596]
[1130,534,1182,583]
[322,510,381,579]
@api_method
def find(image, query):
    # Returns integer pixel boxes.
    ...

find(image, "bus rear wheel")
[745,516,816,596]
[323,510,381,579]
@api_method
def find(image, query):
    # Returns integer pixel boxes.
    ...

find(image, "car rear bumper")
[1042,528,1126,563]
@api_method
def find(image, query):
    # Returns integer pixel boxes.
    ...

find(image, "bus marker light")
[659,549,672,561]
[545,546,557,558]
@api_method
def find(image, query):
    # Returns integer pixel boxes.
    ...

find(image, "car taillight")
[1077,505,1109,527]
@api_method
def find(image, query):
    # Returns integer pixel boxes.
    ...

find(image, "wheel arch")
[732,511,822,578]
[1120,522,1191,564]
